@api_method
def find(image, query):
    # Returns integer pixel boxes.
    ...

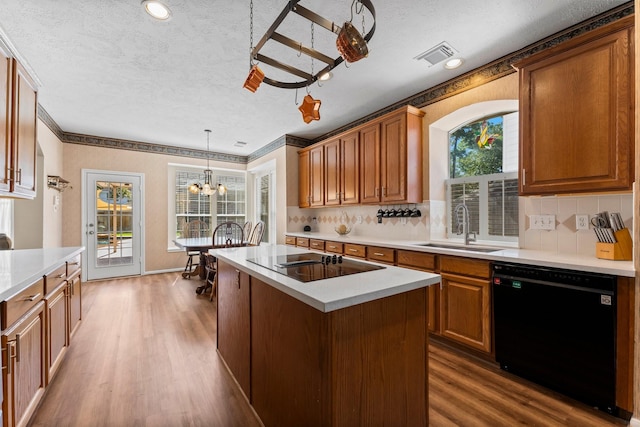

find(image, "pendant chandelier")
[188,130,227,197]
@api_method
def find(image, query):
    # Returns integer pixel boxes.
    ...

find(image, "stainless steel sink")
[415,243,501,253]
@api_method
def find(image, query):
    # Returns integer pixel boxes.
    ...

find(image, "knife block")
[596,228,632,261]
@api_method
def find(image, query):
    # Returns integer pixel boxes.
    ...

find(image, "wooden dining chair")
[198,222,245,298]
[242,221,253,243]
[248,221,265,246]
[181,220,209,279]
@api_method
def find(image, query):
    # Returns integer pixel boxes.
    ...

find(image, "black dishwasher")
[492,262,617,415]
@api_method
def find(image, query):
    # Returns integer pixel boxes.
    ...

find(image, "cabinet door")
[0,44,11,193]
[359,123,381,203]
[340,131,359,205]
[216,261,251,397]
[324,139,340,206]
[46,283,69,384]
[68,272,82,338]
[2,301,46,427]
[440,273,491,353]
[298,150,310,208]
[518,20,633,195]
[309,146,324,207]
[12,60,37,198]
[380,113,407,203]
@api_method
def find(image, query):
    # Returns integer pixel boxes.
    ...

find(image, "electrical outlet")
[530,214,556,230]
[356,215,362,224]
[575,214,589,230]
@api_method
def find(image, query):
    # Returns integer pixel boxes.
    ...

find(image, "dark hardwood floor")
[29,273,627,426]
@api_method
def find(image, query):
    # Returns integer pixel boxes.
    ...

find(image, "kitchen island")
[210,245,440,427]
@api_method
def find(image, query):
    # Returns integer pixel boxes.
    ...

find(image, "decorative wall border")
[39,1,632,162]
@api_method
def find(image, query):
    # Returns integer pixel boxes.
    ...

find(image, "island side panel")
[216,261,251,397]
[250,277,331,427]
[329,287,429,427]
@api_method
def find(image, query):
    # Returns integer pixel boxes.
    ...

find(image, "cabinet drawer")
[440,256,490,279]
[66,254,81,277]
[344,243,366,258]
[309,239,325,251]
[296,237,310,248]
[285,236,296,246]
[367,246,396,265]
[45,264,67,295]
[325,242,344,254]
[2,277,44,329]
[397,250,437,271]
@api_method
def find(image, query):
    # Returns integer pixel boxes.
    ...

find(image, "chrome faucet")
[454,203,476,245]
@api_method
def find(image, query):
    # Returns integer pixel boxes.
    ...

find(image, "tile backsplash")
[288,193,633,256]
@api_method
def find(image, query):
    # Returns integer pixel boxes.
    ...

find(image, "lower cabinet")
[216,261,250,396]
[68,272,82,338]
[45,283,68,385]
[397,250,439,333]
[2,301,46,427]
[1,258,82,427]
[439,256,492,354]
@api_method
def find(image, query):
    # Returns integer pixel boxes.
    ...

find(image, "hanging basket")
[336,21,369,63]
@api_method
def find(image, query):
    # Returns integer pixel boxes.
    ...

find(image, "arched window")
[446,111,518,243]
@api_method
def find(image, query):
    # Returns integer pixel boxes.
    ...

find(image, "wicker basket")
[336,22,368,63]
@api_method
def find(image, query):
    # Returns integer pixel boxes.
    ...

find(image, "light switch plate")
[530,214,556,230]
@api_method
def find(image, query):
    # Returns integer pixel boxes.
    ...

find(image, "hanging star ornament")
[298,94,321,124]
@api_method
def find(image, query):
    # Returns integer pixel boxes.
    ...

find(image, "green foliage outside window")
[449,116,503,178]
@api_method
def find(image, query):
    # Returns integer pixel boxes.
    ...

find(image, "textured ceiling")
[0,0,630,156]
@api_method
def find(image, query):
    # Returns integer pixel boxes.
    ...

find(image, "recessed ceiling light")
[319,71,333,81]
[444,58,463,69]
[142,1,172,21]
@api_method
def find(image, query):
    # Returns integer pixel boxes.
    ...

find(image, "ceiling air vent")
[234,141,248,148]
[414,42,456,66]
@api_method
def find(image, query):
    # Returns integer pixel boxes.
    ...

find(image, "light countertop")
[286,232,635,277]
[0,247,85,301]
[210,245,440,313]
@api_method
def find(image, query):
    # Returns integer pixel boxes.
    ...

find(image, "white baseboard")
[144,268,182,275]
[629,416,640,427]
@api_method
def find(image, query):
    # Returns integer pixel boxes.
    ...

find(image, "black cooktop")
[247,252,385,283]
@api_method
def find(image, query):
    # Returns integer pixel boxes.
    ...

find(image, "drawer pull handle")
[56,273,65,279]
[21,293,41,302]
[69,261,80,266]
[15,334,21,363]
[329,245,336,249]
[373,252,385,256]
[349,248,358,252]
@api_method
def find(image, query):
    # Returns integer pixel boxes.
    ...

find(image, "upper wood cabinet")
[299,105,424,207]
[324,131,360,206]
[299,144,324,208]
[515,16,634,195]
[361,107,424,204]
[0,42,37,199]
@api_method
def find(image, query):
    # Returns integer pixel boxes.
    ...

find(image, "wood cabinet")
[2,296,46,427]
[324,131,359,206]
[295,237,309,248]
[248,274,429,427]
[309,239,325,251]
[515,16,634,195]
[397,250,440,334]
[0,41,38,199]
[360,107,424,204]
[1,256,82,427]
[324,241,343,254]
[216,261,251,397]
[45,283,68,385]
[285,235,296,246]
[298,105,424,207]
[366,246,395,265]
[439,256,491,353]
[343,243,366,258]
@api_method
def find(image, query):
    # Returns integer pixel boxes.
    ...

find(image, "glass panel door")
[85,171,142,280]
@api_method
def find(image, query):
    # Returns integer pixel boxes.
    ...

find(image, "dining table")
[173,237,215,280]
